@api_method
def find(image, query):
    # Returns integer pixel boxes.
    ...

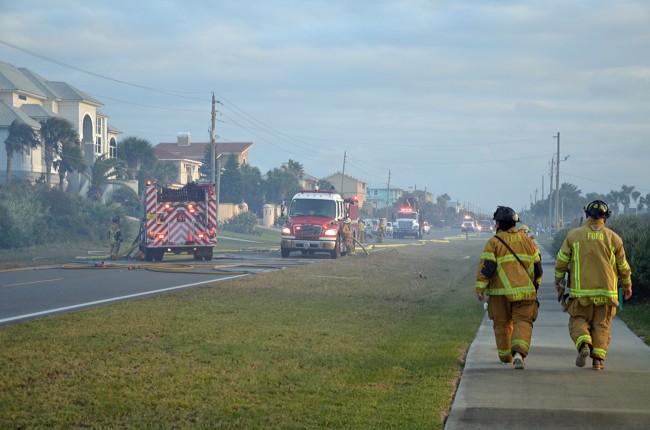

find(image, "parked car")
[479,219,495,233]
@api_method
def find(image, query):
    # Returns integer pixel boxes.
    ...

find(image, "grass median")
[0,240,485,429]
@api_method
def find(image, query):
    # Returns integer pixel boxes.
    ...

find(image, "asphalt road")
[0,227,479,327]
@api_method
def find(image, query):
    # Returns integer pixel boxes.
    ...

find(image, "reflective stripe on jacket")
[554,218,632,306]
[475,227,543,301]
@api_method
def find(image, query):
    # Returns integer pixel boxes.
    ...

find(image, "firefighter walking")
[475,206,543,369]
[108,216,123,260]
[554,200,632,371]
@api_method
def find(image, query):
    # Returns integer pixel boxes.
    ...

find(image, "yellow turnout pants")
[567,299,615,360]
[487,295,538,362]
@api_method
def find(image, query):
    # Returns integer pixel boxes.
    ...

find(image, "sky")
[1,0,649,214]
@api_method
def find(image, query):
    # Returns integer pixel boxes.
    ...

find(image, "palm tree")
[606,190,622,216]
[39,117,80,185]
[558,182,584,223]
[282,159,304,182]
[54,142,85,191]
[151,160,179,185]
[264,166,299,203]
[116,136,156,180]
[639,192,650,213]
[631,190,641,214]
[87,154,129,201]
[3,120,41,184]
[619,185,635,214]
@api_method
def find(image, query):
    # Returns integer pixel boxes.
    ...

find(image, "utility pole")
[210,93,220,224]
[554,132,561,229]
[385,170,391,219]
[210,93,216,185]
[340,150,346,196]
[548,157,555,230]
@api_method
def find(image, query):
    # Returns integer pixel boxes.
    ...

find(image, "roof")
[322,171,367,185]
[46,81,101,105]
[0,61,47,98]
[153,146,201,163]
[154,141,253,161]
[17,67,60,99]
[20,104,52,120]
[0,100,41,128]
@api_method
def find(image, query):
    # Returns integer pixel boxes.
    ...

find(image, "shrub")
[608,215,650,299]
[0,181,130,249]
[221,212,259,235]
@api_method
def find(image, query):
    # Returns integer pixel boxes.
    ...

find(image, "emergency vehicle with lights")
[393,198,423,239]
[140,180,218,261]
[280,188,358,258]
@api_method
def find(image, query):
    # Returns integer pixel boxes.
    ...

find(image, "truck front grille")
[297,224,322,238]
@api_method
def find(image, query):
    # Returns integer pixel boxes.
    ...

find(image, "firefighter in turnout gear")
[377,218,386,243]
[341,218,355,255]
[554,200,632,371]
[475,206,543,369]
[108,216,122,260]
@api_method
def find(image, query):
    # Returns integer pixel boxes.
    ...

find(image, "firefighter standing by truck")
[358,218,366,243]
[341,218,355,255]
[475,206,543,369]
[554,200,632,371]
[377,218,386,243]
[108,216,122,260]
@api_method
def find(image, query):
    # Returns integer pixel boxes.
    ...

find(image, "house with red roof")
[153,133,253,185]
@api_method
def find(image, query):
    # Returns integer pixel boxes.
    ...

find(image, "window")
[19,94,27,101]
[95,117,104,154]
[373,190,378,196]
[109,138,117,158]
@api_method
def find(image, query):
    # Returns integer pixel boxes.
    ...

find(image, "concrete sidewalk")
[445,248,650,430]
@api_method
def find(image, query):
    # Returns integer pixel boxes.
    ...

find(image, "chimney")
[177,132,190,146]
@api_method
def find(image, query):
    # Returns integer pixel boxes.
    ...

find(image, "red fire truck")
[141,181,218,261]
[280,188,358,259]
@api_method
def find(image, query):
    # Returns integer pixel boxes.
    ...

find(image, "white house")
[0,60,119,192]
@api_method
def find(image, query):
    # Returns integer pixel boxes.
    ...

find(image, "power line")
[0,39,208,100]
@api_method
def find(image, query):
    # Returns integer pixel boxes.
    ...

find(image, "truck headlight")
[324,228,338,236]
[282,227,291,235]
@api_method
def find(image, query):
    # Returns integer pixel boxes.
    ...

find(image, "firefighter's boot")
[513,352,525,370]
[592,358,604,371]
[576,343,591,368]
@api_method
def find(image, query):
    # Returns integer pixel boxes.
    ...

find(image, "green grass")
[0,240,485,429]
[618,302,650,345]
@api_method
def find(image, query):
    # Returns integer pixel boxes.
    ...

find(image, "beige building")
[322,171,367,209]
[154,135,253,185]
[0,61,119,191]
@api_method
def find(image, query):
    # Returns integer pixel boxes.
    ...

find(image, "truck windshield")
[290,199,337,218]
[398,212,417,220]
